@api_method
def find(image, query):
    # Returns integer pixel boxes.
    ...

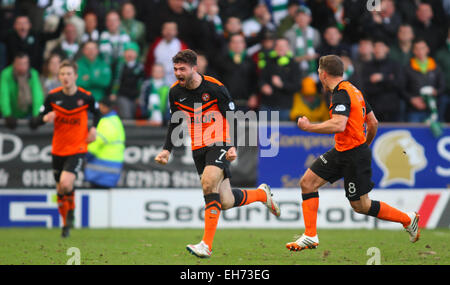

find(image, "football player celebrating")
[286,55,420,251]
[155,50,280,258]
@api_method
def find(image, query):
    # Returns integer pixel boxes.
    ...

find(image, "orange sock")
[302,192,319,237]
[232,188,267,207]
[202,193,222,250]
[376,201,411,227]
[66,191,75,211]
[57,194,68,226]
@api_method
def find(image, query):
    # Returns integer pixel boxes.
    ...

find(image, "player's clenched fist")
[297,116,311,131]
[43,111,56,123]
[86,127,97,143]
[225,147,237,162]
[155,149,171,165]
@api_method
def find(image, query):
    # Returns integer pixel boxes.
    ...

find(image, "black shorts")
[309,143,375,201]
[192,145,232,179]
[52,153,85,182]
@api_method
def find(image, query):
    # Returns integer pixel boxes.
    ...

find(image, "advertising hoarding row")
[1,189,448,229]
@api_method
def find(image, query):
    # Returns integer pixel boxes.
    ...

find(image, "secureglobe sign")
[1,189,449,229]
[258,125,450,189]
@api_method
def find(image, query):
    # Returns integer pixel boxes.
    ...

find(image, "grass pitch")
[0,228,448,265]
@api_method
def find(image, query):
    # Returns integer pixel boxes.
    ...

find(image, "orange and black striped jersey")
[329,81,373,152]
[38,87,101,156]
[163,74,236,151]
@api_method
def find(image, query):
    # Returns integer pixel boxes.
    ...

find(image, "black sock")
[367,200,381,217]
[204,193,221,205]
[302,192,319,201]
[231,188,245,207]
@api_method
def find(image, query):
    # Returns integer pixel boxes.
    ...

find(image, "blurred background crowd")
[1,0,450,130]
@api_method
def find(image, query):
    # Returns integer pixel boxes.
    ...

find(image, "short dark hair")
[14,14,30,22]
[83,40,98,48]
[359,35,373,43]
[412,37,428,47]
[83,10,97,18]
[373,38,388,46]
[172,49,197,66]
[319,55,344,77]
[275,37,290,44]
[14,52,29,60]
[59,59,78,74]
[106,9,120,18]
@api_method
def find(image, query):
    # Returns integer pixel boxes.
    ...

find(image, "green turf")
[0,228,448,265]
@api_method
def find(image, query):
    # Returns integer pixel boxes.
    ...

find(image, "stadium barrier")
[1,122,449,228]
[0,122,258,188]
[1,189,449,229]
[0,122,449,189]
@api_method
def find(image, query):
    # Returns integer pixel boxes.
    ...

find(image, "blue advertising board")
[258,124,450,189]
[0,192,90,228]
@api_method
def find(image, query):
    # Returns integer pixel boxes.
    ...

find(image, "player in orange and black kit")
[285,55,420,251]
[38,60,100,238]
[155,50,280,258]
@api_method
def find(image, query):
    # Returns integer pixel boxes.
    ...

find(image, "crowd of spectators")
[1,0,450,130]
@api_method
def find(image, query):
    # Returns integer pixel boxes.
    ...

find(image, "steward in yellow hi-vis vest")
[85,100,125,188]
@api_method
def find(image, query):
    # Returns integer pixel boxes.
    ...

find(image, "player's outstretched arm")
[365,111,378,146]
[298,114,348,134]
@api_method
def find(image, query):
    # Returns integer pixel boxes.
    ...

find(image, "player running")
[286,55,420,251]
[155,49,280,258]
[37,60,101,238]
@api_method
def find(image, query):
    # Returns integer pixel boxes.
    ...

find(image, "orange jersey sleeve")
[330,81,369,152]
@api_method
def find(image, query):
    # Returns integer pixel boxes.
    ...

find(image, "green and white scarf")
[205,14,223,34]
[295,26,316,73]
[420,86,442,138]
[146,79,170,122]
[343,64,354,81]
[270,0,288,25]
[61,40,79,59]
[99,30,131,65]
[44,0,86,18]
[121,19,144,44]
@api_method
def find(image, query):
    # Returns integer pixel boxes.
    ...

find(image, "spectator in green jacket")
[76,41,112,102]
[120,2,146,52]
[0,52,44,129]
[435,27,450,122]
